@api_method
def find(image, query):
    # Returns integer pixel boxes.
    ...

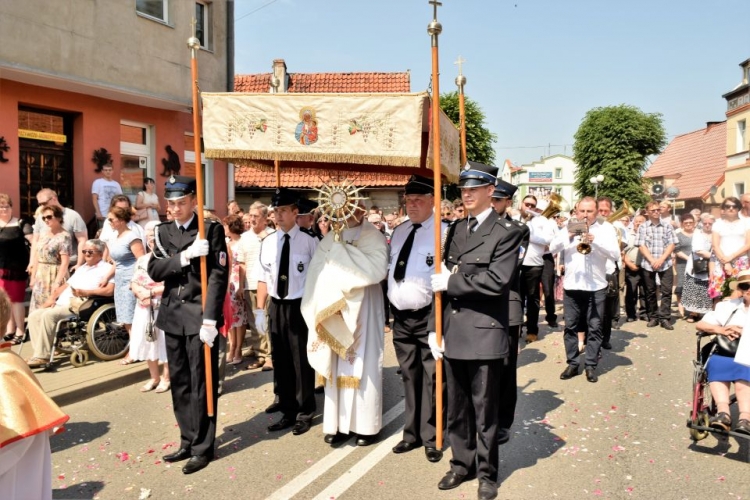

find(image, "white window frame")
[136,0,169,24]
[120,120,154,204]
[184,136,214,210]
[554,168,562,179]
[737,119,747,153]
[195,1,212,50]
[735,182,745,197]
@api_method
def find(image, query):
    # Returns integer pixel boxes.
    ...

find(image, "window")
[120,121,153,205]
[737,120,747,152]
[137,0,168,23]
[184,133,214,209]
[195,1,212,49]
[555,168,562,179]
[735,182,745,197]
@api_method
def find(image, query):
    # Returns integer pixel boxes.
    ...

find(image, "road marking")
[311,427,403,500]
[266,400,405,500]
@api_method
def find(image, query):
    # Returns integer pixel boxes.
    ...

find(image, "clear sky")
[234,0,750,167]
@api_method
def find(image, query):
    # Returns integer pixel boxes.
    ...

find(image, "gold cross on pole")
[454,55,466,76]
[429,0,442,20]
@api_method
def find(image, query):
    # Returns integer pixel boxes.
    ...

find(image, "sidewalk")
[12,343,150,407]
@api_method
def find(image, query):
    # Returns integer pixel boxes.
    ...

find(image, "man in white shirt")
[91,164,122,228]
[740,193,750,219]
[549,197,620,383]
[25,239,114,367]
[30,188,87,269]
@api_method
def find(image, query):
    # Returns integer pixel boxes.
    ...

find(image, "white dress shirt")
[549,220,620,292]
[237,228,275,290]
[522,215,556,266]
[56,260,115,307]
[255,224,318,300]
[387,216,447,311]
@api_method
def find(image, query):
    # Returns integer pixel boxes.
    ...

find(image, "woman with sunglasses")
[29,205,70,314]
[0,194,33,344]
[708,197,750,303]
[695,270,750,435]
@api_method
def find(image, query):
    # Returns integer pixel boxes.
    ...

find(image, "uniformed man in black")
[490,180,530,445]
[148,176,228,475]
[428,162,526,500]
[388,175,447,463]
[254,189,318,435]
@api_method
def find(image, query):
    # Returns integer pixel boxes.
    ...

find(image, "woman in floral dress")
[708,197,750,302]
[222,215,247,365]
[30,205,70,313]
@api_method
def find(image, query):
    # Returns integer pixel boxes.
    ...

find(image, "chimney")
[272,59,288,93]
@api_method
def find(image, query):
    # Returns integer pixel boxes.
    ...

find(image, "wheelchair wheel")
[86,303,129,361]
[690,412,710,441]
[70,350,89,367]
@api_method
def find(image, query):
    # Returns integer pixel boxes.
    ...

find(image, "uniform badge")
[518,245,526,260]
[219,251,227,266]
[297,261,304,272]
[169,175,176,183]
[397,261,405,268]
[280,275,288,281]
[426,254,434,266]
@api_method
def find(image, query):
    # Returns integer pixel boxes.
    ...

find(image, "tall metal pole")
[188,22,214,417]
[427,0,444,450]
[455,56,467,166]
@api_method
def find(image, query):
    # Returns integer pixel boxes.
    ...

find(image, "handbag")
[144,292,156,342]
[692,256,708,275]
[714,307,739,357]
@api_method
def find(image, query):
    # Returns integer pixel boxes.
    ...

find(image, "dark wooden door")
[19,139,73,220]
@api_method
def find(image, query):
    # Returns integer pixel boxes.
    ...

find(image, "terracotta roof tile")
[644,122,726,200]
[234,71,411,93]
[235,167,409,189]
[234,73,272,93]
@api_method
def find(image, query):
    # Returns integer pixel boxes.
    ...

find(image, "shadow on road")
[50,421,111,453]
[53,481,105,499]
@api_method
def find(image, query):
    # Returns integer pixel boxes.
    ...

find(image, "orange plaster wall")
[0,79,227,221]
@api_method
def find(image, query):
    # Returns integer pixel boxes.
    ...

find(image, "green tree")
[440,91,497,165]
[573,104,666,207]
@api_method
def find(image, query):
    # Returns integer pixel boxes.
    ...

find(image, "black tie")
[277,234,290,298]
[393,223,421,282]
[468,217,478,233]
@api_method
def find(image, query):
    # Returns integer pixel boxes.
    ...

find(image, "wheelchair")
[46,296,130,368]
[687,330,750,442]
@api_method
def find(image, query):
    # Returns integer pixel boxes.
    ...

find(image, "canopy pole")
[455,56,467,166]
[188,22,214,418]
[427,0,444,451]
[274,158,281,188]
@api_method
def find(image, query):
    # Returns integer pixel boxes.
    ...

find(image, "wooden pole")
[428,0,444,450]
[188,25,214,418]
[455,56,467,166]
[274,158,281,188]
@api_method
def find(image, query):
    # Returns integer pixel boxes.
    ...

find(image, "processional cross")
[429,0,442,20]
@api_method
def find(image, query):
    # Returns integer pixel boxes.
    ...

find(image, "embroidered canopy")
[202,92,460,183]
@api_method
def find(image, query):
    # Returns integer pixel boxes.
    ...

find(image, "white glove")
[430,264,451,292]
[427,331,444,360]
[254,309,267,336]
[199,324,218,347]
[183,238,210,261]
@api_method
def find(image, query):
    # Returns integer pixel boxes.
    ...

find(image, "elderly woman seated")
[25,239,114,368]
[695,269,750,435]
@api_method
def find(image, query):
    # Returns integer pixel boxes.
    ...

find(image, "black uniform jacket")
[428,214,526,360]
[148,216,228,334]
[507,214,530,327]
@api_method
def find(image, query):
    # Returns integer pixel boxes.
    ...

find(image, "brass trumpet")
[540,192,570,219]
[568,217,592,255]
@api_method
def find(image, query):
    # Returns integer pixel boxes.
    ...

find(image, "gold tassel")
[336,375,360,389]
[205,149,422,168]
[315,373,327,387]
[315,324,349,359]
[315,297,347,327]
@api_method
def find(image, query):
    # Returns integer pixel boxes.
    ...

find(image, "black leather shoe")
[392,440,420,454]
[498,428,510,444]
[182,455,210,474]
[660,320,674,331]
[548,320,558,328]
[438,470,475,490]
[292,420,311,435]
[324,432,349,445]
[425,447,443,462]
[163,448,191,463]
[560,365,579,380]
[601,341,612,350]
[268,417,295,431]
[265,401,281,413]
[478,480,498,500]
[585,367,598,383]
[356,433,378,446]
[646,319,659,328]
[626,317,636,322]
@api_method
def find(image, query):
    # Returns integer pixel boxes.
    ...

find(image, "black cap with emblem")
[458,161,498,189]
[404,174,434,195]
[164,175,197,200]
[296,197,319,215]
[492,179,518,199]
[270,188,301,208]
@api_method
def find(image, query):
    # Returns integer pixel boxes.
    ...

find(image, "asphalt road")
[50,316,750,500]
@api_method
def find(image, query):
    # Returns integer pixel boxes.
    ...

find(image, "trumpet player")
[549,197,620,383]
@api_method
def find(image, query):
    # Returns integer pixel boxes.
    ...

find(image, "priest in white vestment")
[302,208,388,446]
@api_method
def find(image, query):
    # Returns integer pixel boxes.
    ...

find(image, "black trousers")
[641,268,673,321]
[520,265,543,334]
[541,254,557,323]
[498,324,520,430]
[563,288,606,368]
[392,305,443,447]
[165,332,220,458]
[445,357,504,483]
[381,279,390,326]
[269,298,316,421]
[602,271,620,345]
[624,268,646,319]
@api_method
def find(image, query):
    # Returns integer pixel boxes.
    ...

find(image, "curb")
[47,364,151,407]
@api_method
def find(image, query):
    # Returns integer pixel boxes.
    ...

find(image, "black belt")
[391,304,431,315]
[271,297,302,304]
